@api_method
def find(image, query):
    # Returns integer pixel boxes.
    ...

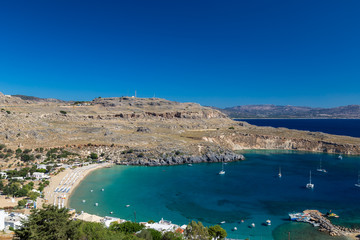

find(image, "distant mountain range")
[218,104,360,119]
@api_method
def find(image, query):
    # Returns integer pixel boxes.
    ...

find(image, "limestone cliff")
[0,94,360,168]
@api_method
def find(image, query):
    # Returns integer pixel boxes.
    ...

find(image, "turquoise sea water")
[69,150,360,240]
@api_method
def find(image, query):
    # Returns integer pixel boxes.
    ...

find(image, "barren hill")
[222,104,360,119]
[1,93,360,166]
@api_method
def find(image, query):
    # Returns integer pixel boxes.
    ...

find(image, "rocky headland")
[1,92,360,168]
[221,104,360,119]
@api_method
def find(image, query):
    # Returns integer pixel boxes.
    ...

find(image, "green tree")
[208,225,227,240]
[109,221,144,234]
[74,221,128,240]
[184,221,209,240]
[89,153,98,160]
[27,191,40,201]
[137,229,153,240]
[148,229,162,240]
[18,199,27,207]
[3,182,21,196]
[162,231,183,240]
[16,187,29,197]
[15,205,79,240]
[23,149,32,154]
[21,154,35,162]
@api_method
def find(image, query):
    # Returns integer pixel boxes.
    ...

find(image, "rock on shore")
[118,151,245,166]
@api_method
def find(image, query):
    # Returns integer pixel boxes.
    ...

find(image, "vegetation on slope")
[15,205,227,240]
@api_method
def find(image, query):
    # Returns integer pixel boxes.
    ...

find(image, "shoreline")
[41,163,111,209]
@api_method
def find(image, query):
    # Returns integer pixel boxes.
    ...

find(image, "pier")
[303,210,360,238]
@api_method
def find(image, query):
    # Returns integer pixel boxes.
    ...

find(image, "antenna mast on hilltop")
[135,90,137,98]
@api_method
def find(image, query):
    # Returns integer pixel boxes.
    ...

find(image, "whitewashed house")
[37,164,47,170]
[11,177,24,181]
[0,210,28,230]
[144,218,179,232]
[32,172,50,180]
[0,172,8,179]
[5,212,28,230]
[0,210,5,230]
[101,216,124,228]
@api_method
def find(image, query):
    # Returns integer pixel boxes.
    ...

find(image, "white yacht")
[355,171,360,188]
[338,155,343,160]
[278,167,282,178]
[219,161,225,175]
[316,159,327,173]
[306,170,314,189]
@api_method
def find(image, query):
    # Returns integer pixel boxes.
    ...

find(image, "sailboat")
[306,170,314,189]
[219,161,225,175]
[278,167,282,178]
[355,171,360,188]
[316,159,327,173]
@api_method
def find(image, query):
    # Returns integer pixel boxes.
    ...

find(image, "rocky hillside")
[1,92,360,167]
[222,104,360,118]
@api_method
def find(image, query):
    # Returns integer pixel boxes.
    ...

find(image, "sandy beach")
[42,163,111,209]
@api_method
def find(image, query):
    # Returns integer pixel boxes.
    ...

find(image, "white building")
[0,210,5,230]
[0,172,7,179]
[144,218,179,232]
[101,216,124,228]
[11,177,24,181]
[5,212,28,230]
[0,211,28,230]
[37,164,47,170]
[32,172,50,180]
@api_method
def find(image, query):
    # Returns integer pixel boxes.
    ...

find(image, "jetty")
[302,210,360,238]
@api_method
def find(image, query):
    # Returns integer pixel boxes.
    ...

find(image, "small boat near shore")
[327,212,339,218]
[289,213,310,222]
[219,161,225,175]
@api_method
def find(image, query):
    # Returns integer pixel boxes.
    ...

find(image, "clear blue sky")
[1,0,359,108]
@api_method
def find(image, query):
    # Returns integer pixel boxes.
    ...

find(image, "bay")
[69,150,360,240]
[235,119,360,138]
